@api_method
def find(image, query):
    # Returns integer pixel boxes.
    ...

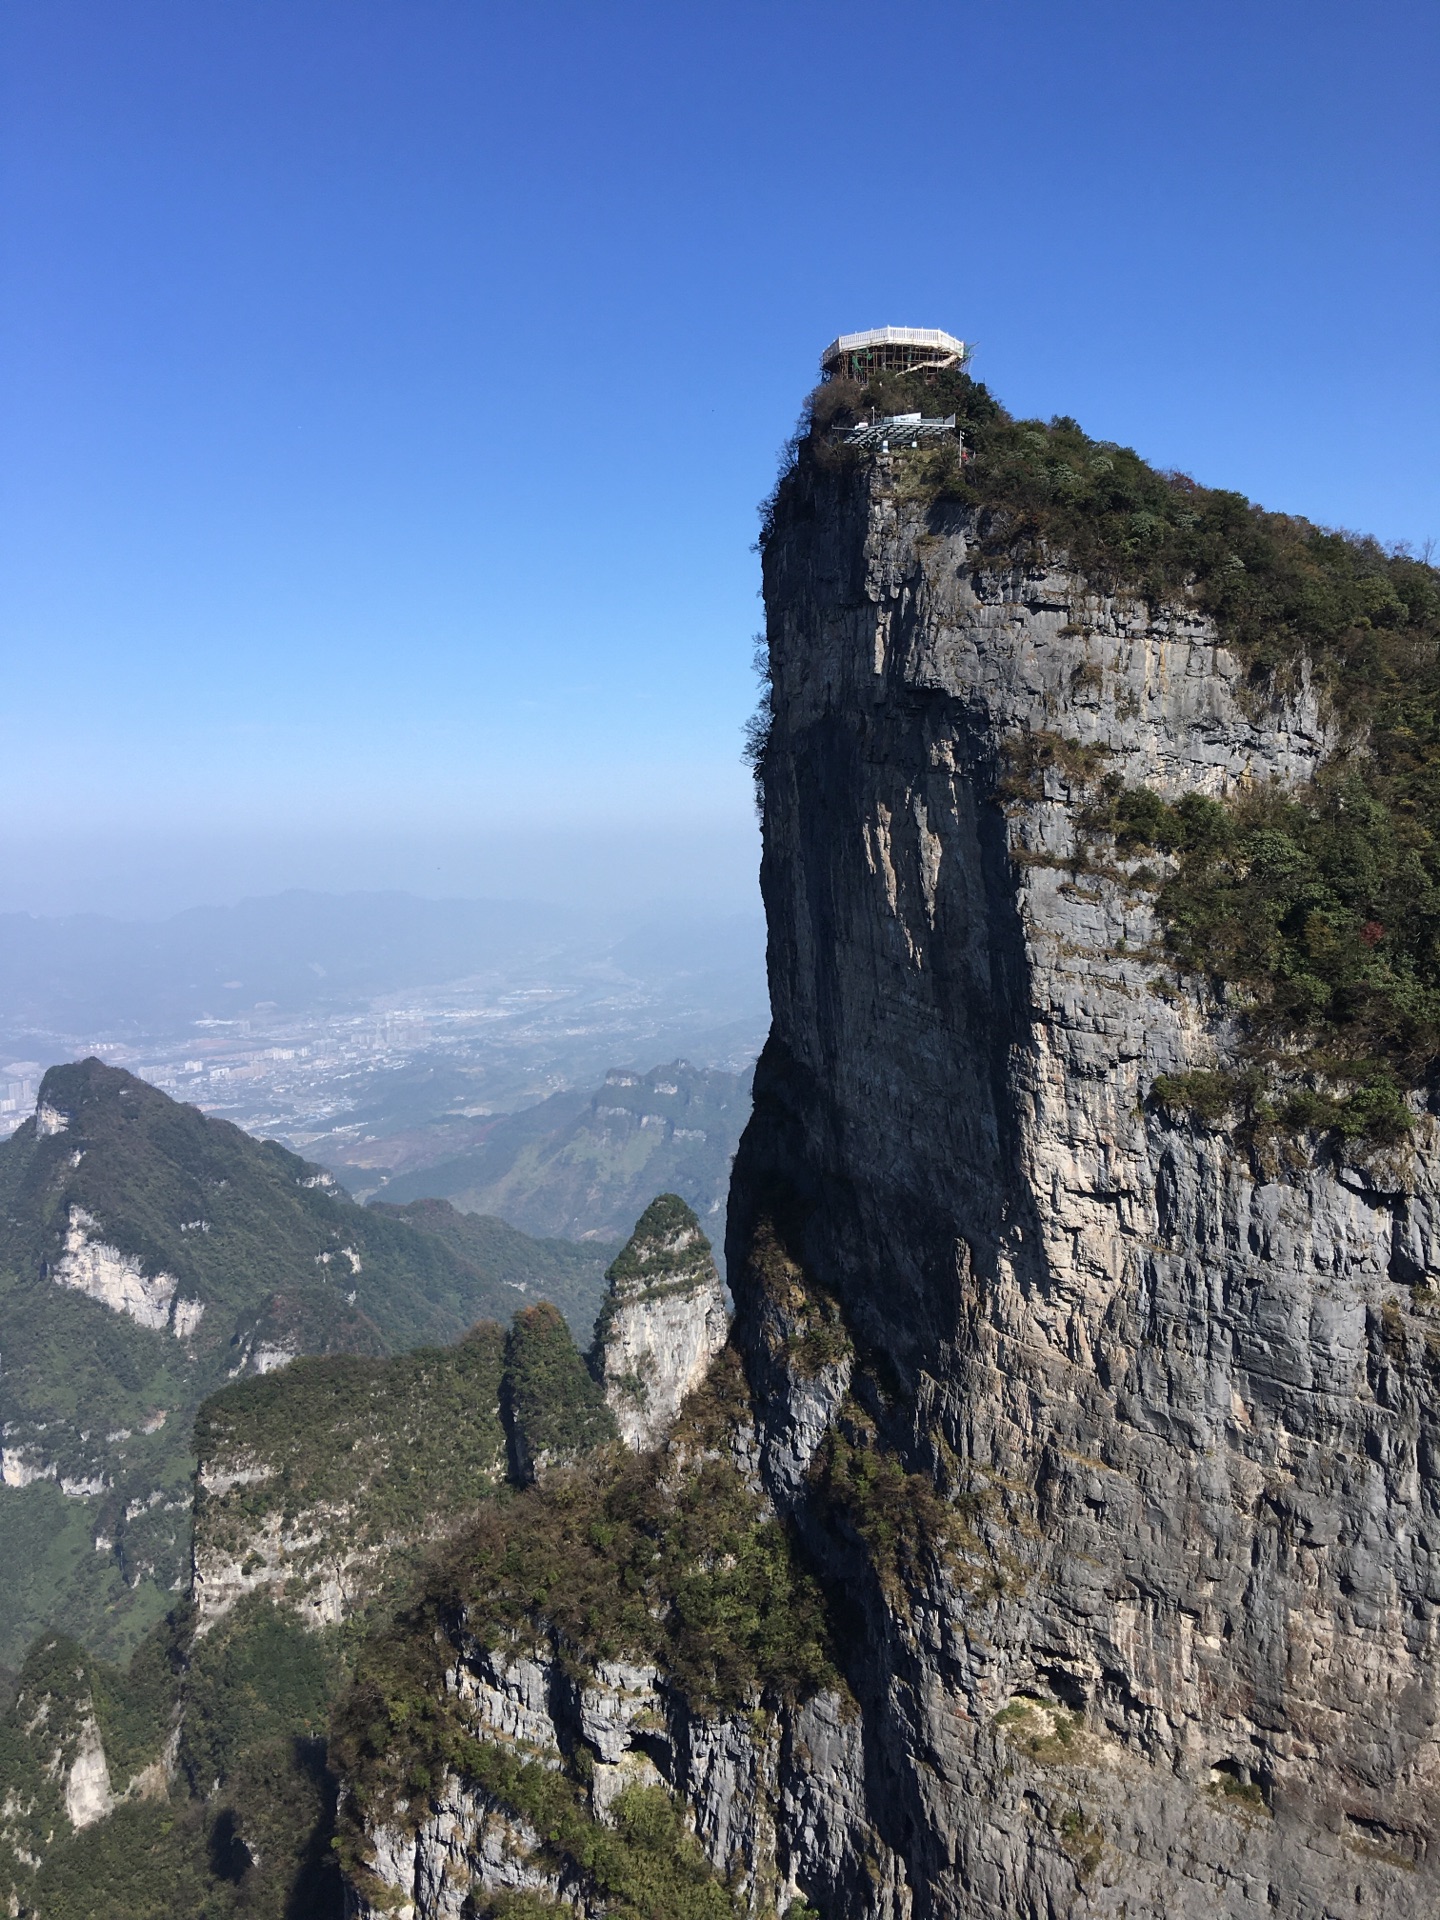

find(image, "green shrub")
[446,1360,832,1710]
[602,1195,712,1293]
[90,1613,184,1786]
[179,1596,344,1917]
[195,1324,507,1576]
[738,1213,852,1379]
[503,1302,617,1476]
[1151,1071,1254,1126]
[0,1598,344,1919]
[462,1752,734,1920]
[180,1595,338,1796]
[813,1418,964,1611]
[1082,772,1440,1136]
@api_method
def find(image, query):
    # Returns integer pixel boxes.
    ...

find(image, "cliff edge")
[594,1193,730,1449]
[322,376,1440,1920]
[724,392,1440,1916]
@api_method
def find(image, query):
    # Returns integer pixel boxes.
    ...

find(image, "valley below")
[0,893,766,1203]
[5,363,1440,1920]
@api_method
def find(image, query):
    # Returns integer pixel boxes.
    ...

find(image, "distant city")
[0,895,769,1182]
[0,1065,39,1127]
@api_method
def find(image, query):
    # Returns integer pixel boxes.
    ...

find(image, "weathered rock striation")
[594,1193,730,1449]
[327,434,1440,1920]
[722,445,1440,1916]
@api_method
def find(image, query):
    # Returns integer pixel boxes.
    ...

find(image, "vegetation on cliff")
[789,369,1440,696]
[331,1348,834,1907]
[600,1192,713,1295]
[194,1324,509,1606]
[1087,777,1434,1140]
[589,1191,715,1363]
[0,1062,614,1666]
[443,1757,733,1920]
[774,370,1440,1128]
[0,1235,656,1917]
[503,1300,618,1476]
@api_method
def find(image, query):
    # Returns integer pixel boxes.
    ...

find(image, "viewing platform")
[839,411,961,451]
[821,325,969,380]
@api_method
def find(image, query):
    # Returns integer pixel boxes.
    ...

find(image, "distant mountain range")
[0,1060,616,1667]
[356,1059,752,1242]
[0,891,583,1038]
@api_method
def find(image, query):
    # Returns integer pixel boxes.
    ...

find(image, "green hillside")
[192,1325,510,1623]
[0,1272,629,1919]
[374,1059,750,1243]
[0,1060,614,1666]
[369,1197,616,1337]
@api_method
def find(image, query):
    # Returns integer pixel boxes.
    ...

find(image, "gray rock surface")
[594,1194,730,1449]
[720,452,1440,1915]
[348,1620,887,1920]
[342,450,1440,1920]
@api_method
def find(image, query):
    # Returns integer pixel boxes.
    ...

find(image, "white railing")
[822,326,967,364]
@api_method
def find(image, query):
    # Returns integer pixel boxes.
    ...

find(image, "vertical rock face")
[62,1715,114,1831]
[594,1194,730,1449]
[725,451,1440,1916]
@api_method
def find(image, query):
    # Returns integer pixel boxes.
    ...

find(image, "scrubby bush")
[503,1302,617,1475]
[1086,772,1440,1134]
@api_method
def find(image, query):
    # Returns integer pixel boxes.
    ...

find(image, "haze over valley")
[0,890,766,1234]
[1,4,1433,1918]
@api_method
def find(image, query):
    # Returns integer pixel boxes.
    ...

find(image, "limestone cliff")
[594,1193,730,1449]
[323,402,1440,1920]
[190,1329,508,1630]
[722,439,1440,1916]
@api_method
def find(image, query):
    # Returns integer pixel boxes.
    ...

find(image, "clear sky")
[2,0,1437,916]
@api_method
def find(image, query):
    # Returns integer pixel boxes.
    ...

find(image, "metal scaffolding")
[820,326,970,381]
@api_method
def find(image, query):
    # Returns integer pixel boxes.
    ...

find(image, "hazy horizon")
[4,0,1435,925]
[0,821,764,921]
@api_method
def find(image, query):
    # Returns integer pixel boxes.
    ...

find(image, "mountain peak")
[593,1193,729,1449]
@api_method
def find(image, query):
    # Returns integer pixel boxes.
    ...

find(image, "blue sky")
[2,0,1437,915]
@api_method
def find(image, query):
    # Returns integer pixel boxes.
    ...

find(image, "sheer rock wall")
[723,452,1440,1918]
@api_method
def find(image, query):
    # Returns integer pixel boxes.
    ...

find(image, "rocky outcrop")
[191,1487,375,1631]
[329,440,1440,1920]
[350,1632,879,1920]
[191,1328,509,1631]
[52,1205,203,1336]
[341,1357,899,1920]
[594,1193,730,1449]
[62,1714,114,1831]
[718,447,1440,1916]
